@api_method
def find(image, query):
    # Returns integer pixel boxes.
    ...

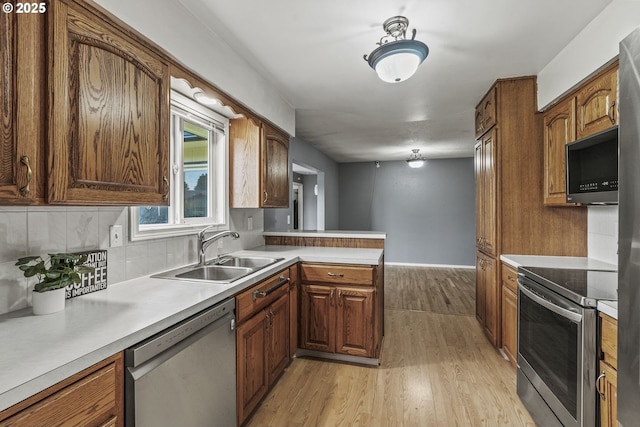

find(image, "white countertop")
[0,245,383,412]
[263,230,387,239]
[598,301,618,319]
[500,254,617,271]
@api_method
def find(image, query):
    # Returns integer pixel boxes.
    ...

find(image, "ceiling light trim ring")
[365,40,429,70]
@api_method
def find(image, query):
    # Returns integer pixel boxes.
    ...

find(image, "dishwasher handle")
[126,298,235,368]
[252,276,290,300]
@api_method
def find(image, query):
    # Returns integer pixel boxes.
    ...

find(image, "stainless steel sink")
[152,255,284,284]
[212,256,282,269]
[175,265,253,281]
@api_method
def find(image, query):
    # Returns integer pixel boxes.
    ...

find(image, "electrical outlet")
[247,216,253,231]
[217,239,224,249]
[287,215,291,225]
[110,225,123,247]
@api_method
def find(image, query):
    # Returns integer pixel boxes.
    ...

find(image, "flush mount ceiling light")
[406,149,425,168]
[363,16,429,83]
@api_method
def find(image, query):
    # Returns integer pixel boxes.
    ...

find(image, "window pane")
[139,206,169,225]
[183,121,209,219]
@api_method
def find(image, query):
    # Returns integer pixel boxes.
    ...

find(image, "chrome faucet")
[197,226,240,265]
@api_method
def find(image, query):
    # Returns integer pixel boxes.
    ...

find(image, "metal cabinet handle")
[264,191,268,204]
[19,156,32,196]
[252,276,290,300]
[330,289,335,307]
[337,290,343,307]
[607,100,616,125]
[162,175,169,201]
[596,370,606,400]
[327,272,344,278]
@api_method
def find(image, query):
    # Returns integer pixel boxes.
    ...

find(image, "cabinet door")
[335,287,374,357]
[475,141,484,249]
[576,65,618,140]
[261,124,289,208]
[483,255,498,346]
[478,129,497,255]
[300,284,335,353]
[543,98,576,206]
[236,310,268,426]
[598,361,618,427]
[267,293,290,386]
[0,10,44,204]
[229,117,261,208]
[501,285,517,367]
[49,1,169,205]
[289,279,299,358]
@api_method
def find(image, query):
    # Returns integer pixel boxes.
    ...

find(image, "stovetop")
[519,266,618,307]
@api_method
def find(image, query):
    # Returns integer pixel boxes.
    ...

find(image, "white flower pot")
[32,287,66,315]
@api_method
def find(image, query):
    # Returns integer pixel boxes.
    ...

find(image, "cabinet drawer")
[0,360,120,427]
[236,269,290,323]
[301,263,373,286]
[501,263,518,293]
[600,313,617,370]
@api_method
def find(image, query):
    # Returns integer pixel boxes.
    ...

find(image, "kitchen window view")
[130,93,229,240]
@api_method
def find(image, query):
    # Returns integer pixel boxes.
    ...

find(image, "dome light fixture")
[363,16,429,83]
[406,149,425,168]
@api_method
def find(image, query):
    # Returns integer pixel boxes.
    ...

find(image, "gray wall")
[303,174,318,229]
[339,158,475,266]
[264,137,339,231]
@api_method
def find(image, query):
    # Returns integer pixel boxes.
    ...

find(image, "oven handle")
[519,283,583,323]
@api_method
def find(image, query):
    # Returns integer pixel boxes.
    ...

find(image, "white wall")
[93,0,295,136]
[538,0,640,109]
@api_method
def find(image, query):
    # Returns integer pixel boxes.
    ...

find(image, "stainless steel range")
[516,267,617,427]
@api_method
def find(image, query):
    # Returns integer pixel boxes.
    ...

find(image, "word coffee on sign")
[65,250,108,299]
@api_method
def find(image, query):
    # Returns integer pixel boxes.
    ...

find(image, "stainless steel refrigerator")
[618,25,640,427]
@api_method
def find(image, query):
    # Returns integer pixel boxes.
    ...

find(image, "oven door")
[517,274,596,427]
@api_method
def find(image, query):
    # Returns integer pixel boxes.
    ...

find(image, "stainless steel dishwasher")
[125,298,236,427]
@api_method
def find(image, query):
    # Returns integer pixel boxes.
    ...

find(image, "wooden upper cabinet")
[230,117,289,208]
[262,124,290,208]
[576,64,618,140]
[48,0,170,205]
[475,129,497,255]
[543,98,576,206]
[475,87,497,138]
[0,10,45,204]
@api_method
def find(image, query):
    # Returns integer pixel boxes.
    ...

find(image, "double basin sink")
[153,255,284,283]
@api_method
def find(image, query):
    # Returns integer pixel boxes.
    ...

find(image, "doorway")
[292,182,304,230]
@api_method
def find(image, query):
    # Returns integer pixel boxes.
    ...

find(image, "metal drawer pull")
[596,370,606,399]
[19,156,32,196]
[253,276,290,300]
[327,272,344,278]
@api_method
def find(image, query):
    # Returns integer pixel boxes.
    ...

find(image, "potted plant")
[16,253,94,315]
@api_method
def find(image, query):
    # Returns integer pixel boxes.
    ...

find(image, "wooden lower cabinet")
[300,284,375,358]
[476,251,498,346]
[598,312,618,427]
[0,353,124,427]
[599,360,618,427]
[500,263,518,367]
[236,269,291,426]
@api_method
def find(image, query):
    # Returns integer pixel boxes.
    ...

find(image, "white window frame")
[129,91,229,241]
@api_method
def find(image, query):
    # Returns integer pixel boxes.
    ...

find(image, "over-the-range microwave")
[566,125,618,205]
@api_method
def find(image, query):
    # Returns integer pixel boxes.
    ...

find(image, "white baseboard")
[385,261,475,270]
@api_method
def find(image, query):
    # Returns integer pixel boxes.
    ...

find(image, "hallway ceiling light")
[363,16,429,83]
[406,149,425,168]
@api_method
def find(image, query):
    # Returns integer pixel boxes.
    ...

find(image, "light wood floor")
[246,265,535,427]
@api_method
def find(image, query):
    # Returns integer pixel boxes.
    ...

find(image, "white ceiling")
[177,0,612,163]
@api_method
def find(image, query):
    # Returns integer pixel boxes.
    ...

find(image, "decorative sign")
[65,250,108,299]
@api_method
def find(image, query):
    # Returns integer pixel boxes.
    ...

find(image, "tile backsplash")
[587,205,618,266]
[0,206,264,315]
